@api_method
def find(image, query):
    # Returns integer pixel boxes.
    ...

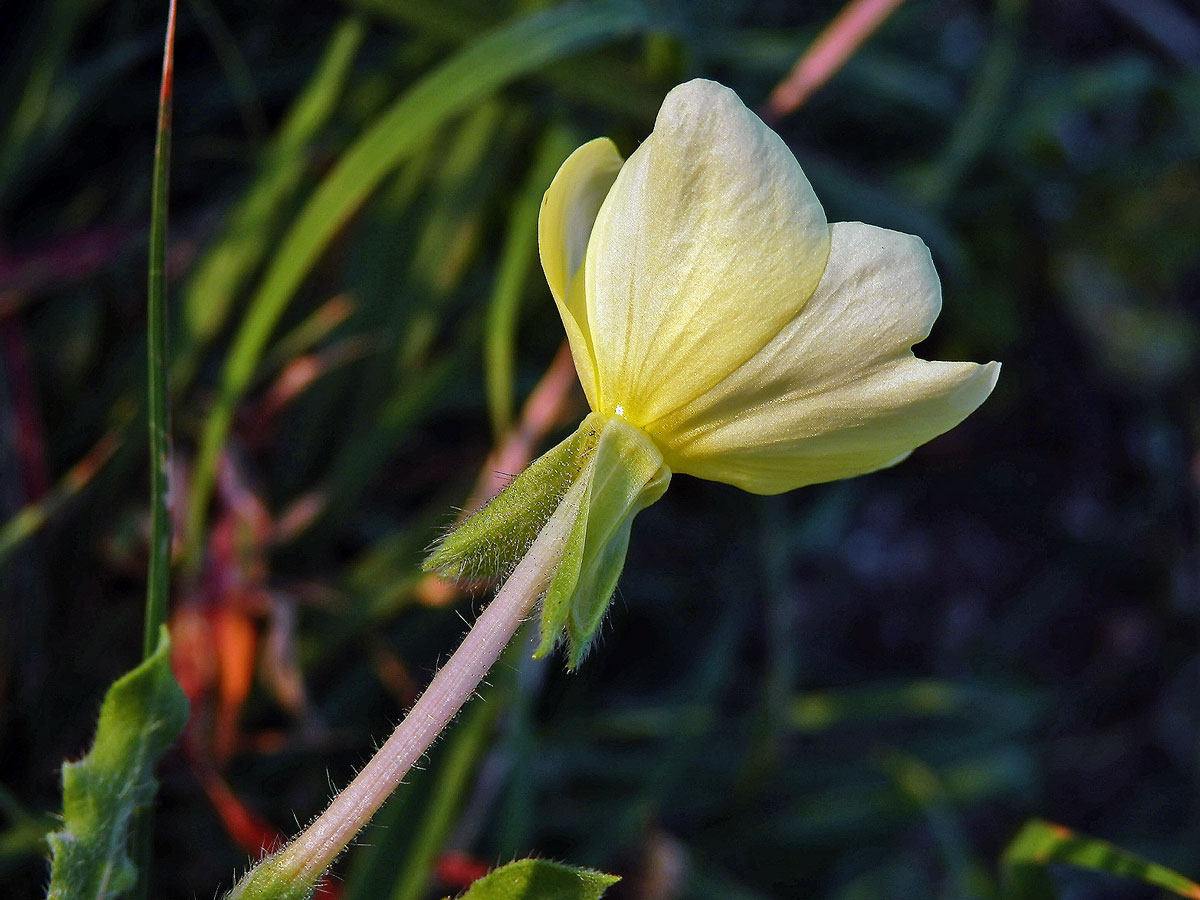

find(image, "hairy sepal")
[424,414,604,580]
[536,415,670,668]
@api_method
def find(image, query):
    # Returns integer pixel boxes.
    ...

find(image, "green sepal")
[536,415,670,668]
[224,849,319,900]
[449,858,619,900]
[424,413,604,579]
[46,626,189,900]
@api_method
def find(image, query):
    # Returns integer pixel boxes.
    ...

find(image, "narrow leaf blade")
[1002,819,1200,900]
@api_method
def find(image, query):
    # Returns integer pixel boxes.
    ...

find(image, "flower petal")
[654,221,1000,494]
[538,137,624,411]
[584,79,830,424]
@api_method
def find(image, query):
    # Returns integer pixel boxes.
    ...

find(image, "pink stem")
[274,476,584,883]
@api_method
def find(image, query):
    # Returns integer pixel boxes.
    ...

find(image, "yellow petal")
[538,137,624,411]
[584,79,830,425]
[654,222,1000,494]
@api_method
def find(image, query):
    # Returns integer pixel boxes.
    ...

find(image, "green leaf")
[452,859,619,900]
[538,415,670,668]
[1001,818,1200,900]
[45,627,189,900]
[483,125,580,438]
[424,414,603,580]
[177,15,366,371]
[134,4,180,896]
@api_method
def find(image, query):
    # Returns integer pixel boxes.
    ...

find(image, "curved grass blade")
[176,16,367,385]
[483,125,578,438]
[185,0,652,567]
[1002,818,1200,900]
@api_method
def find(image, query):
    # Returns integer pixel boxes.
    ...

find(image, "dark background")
[1,1,1197,898]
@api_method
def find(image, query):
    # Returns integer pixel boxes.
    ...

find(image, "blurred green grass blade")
[878,751,992,900]
[0,428,125,571]
[177,16,367,380]
[346,0,498,40]
[483,126,577,437]
[395,101,508,366]
[1002,819,1200,900]
[350,0,666,118]
[911,0,1024,208]
[45,628,188,900]
[305,105,505,517]
[0,0,104,205]
[317,342,467,531]
[789,679,1039,733]
[187,0,651,565]
[188,0,268,142]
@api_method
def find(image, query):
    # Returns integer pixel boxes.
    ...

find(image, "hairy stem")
[268,478,584,885]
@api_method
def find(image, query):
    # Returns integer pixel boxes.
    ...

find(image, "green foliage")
[45,628,188,900]
[3,1,1199,898]
[185,0,655,563]
[483,126,581,437]
[223,853,320,900]
[177,16,368,376]
[1001,819,1200,900]
[450,859,619,900]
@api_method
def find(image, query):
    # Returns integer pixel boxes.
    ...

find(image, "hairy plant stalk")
[261,478,585,887]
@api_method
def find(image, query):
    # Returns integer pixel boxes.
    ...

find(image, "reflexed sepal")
[536,415,670,668]
[424,413,605,579]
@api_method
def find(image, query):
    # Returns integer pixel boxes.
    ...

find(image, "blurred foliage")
[1,1,1198,899]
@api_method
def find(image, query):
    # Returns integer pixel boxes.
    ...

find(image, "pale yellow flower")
[540,78,1000,495]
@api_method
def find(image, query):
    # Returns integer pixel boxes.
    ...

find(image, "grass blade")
[483,125,578,438]
[133,3,178,897]
[1002,819,1200,900]
[185,0,652,567]
[144,0,176,663]
[176,15,367,383]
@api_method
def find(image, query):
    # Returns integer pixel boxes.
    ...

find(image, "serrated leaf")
[451,858,619,900]
[46,627,188,900]
[1001,818,1200,900]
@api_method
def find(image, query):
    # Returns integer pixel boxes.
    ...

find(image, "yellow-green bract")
[430,79,1000,666]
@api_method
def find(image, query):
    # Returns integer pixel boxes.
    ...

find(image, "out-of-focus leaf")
[187,0,653,561]
[45,628,188,900]
[451,859,619,900]
[1056,253,1197,389]
[177,16,367,377]
[0,0,105,204]
[1001,819,1200,900]
[483,125,578,438]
